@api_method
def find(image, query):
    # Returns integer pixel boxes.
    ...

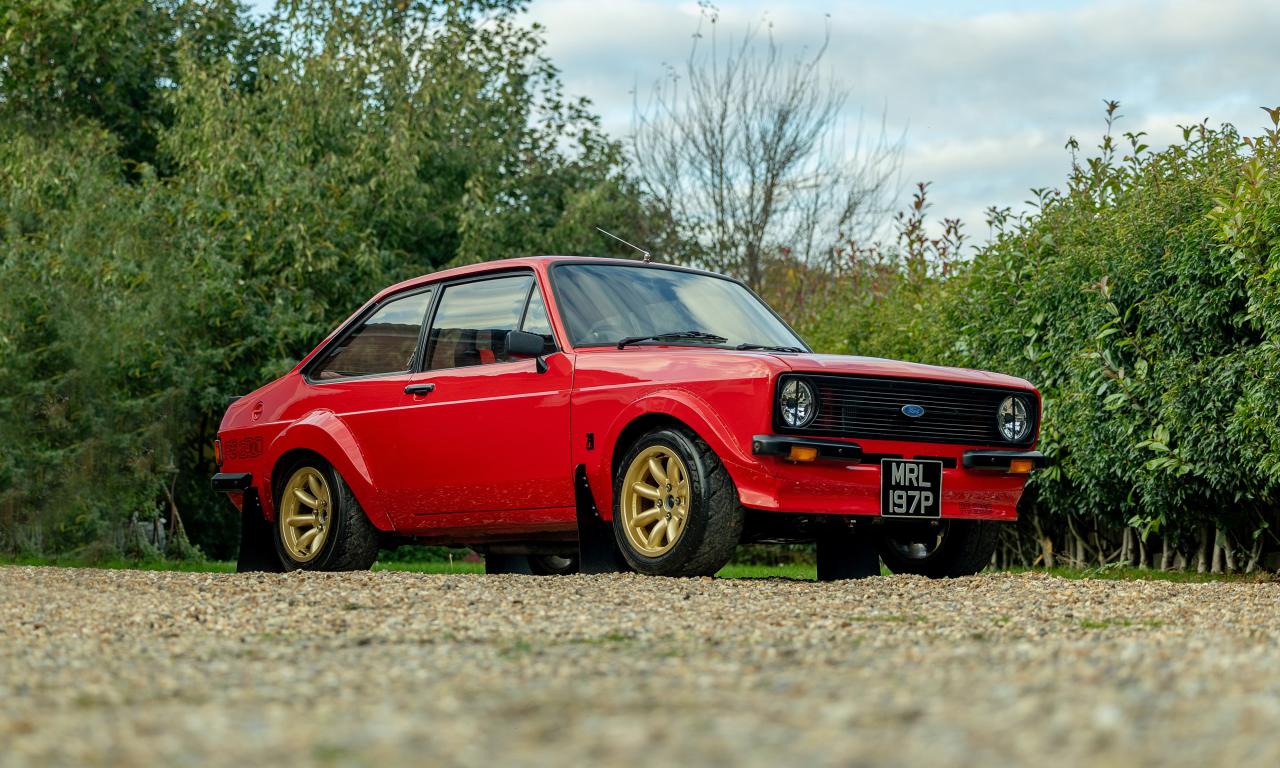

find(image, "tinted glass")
[315,289,432,379]
[552,264,805,348]
[427,275,534,370]
[521,287,555,349]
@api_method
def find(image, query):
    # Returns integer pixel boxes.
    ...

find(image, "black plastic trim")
[962,450,1046,471]
[911,455,959,469]
[751,435,863,461]
[211,472,253,493]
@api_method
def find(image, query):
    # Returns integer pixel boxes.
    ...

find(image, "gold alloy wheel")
[620,445,691,557]
[279,467,332,563]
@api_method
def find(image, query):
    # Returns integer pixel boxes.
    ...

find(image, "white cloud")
[526,0,1280,242]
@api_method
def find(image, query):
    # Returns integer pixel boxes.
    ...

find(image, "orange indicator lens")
[788,445,819,462]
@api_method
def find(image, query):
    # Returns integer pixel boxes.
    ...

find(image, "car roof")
[370,255,727,303]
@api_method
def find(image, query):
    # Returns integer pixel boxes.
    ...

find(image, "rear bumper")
[736,438,1040,521]
[211,472,253,493]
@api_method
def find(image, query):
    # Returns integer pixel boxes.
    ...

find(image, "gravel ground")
[2,567,1279,767]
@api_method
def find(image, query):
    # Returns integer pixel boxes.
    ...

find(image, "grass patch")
[373,560,484,574]
[0,554,235,572]
[715,563,818,580]
[1,555,1271,583]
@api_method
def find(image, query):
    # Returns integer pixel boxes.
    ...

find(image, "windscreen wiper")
[735,342,806,353]
[616,330,729,349]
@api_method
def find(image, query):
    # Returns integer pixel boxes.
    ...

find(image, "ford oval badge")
[901,404,926,418]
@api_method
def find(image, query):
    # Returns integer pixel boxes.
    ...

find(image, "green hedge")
[786,108,1280,571]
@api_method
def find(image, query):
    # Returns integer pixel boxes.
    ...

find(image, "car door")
[392,271,574,526]
[296,286,435,519]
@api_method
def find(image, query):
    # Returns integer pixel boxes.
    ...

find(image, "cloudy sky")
[253,0,1280,241]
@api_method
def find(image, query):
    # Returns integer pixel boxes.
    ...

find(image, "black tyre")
[272,459,379,571]
[876,520,998,578]
[611,427,743,577]
[527,554,579,575]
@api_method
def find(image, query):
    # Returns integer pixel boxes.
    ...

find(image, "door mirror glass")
[506,329,547,358]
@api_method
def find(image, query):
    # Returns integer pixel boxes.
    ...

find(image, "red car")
[213,257,1042,578]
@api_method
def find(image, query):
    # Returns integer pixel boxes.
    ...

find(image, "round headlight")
[997,396,1031,442]
[779,379,817,428]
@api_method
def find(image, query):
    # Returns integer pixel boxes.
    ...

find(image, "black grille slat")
[817,392,1001,412]
[816,403,993,420]
[779,374,1035,447]
[818,391,996,409]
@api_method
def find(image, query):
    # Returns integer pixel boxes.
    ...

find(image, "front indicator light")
[788,445,818,462]
[214,438,223,466]
[1008,458,1034,474]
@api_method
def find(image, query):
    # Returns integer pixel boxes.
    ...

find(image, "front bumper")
[751,435,864,461]
[961,450,1047,471]
[737,436,1042,521]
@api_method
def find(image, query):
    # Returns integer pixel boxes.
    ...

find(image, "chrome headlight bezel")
[996,395,1032,443]
[778,377,818,429]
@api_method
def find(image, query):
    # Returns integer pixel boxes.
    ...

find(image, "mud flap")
[816,523,881,580]
[236,492,284,573]
[575,466,631,574]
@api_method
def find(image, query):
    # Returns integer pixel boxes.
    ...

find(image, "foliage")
[0,0,660,558]
[785,103,1280,572]
[4,1,1279,575]
[0,0,251,168]
[763,181,960,362]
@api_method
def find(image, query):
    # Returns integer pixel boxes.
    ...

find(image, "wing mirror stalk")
[506,330,551,374]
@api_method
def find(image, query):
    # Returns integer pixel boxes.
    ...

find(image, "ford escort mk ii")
[213,257,1042,578]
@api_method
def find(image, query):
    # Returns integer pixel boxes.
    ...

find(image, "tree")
[631,4,901,290]
[0,0,249,169]
[0,0,662,559]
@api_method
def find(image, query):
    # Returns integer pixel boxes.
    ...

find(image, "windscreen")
[551,263,807,349]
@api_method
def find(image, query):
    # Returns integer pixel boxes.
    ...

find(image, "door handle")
[404,383,436,396]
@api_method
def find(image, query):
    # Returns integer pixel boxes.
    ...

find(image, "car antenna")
[595,226,652,263]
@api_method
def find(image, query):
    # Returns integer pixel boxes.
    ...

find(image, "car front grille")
[777,374,1036,447]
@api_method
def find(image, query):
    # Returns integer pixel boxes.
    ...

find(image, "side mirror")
[507,330,550,374]
[506,329,547,357]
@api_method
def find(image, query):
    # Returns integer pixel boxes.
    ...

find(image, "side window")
[427,275,534,370]
[520,287,555,349]
[314,289,432,380]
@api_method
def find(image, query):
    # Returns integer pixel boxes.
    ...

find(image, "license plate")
[880,459,943,518]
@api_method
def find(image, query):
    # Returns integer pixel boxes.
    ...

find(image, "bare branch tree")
[631,6,902,290]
